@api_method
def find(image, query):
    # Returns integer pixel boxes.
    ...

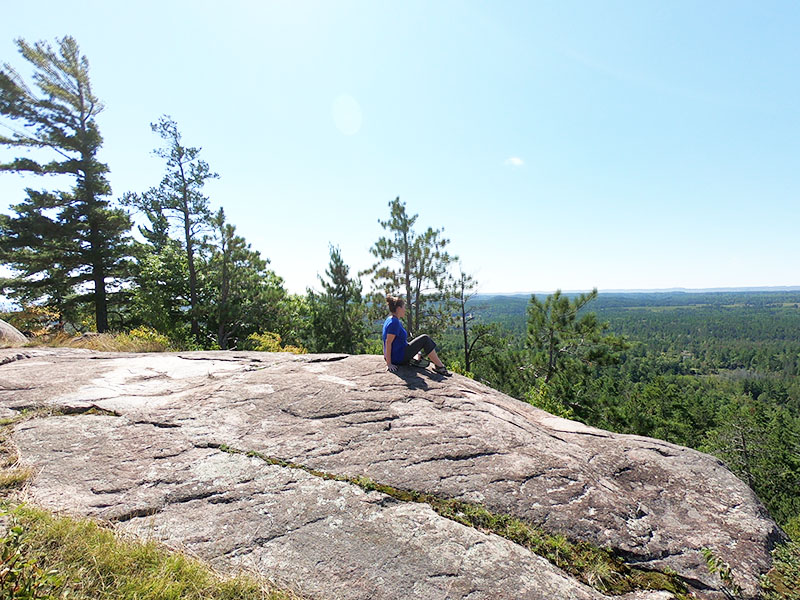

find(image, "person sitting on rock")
[382,294,449,375]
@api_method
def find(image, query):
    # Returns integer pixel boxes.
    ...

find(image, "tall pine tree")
[363,197,456,338]
[450,269,501,373]
[307,245,367,354]
[124,116,217,342]
[0,36,132,331]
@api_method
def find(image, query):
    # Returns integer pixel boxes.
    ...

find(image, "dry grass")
[25,327,172,353]
[0,412,37,497]
[0,466,34,490]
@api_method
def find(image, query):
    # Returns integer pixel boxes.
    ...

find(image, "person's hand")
[387,363,398,372]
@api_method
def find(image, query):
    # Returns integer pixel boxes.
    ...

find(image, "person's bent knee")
[421,335,436,354]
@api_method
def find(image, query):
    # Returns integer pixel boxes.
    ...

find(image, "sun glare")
[332,94,363,136]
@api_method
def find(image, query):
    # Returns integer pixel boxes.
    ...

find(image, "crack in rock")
[60,405,121,417]
[0,352,32,367]
[301,355,348,363]
[412,451,505,465]
[133,420,180,429]
[111,507,162,523]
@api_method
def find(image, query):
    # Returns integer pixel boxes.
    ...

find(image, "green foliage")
[362,338,384,355]
[128,238,191,344]
[0,520,61,599]
[526,289,628,385]
[700,396,800,525]
[0,504,299,600]
[525,383,575,419]
[275,294,313,349]
[0,36,133,332]
[203,208,291,350]
[701,547,743,598]
[477,340,531,399]
[785,516,800,542]
[763,542,800,599]
[446,358,474,379]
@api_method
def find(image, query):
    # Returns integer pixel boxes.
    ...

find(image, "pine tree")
[363,197,455,338]
[307,245,367,353]
[450,269,502,374]
[0,36,132,331]
[124,116,217,342]
[526,289,627,384]
[203,208,290,350]
[524,289,629,417]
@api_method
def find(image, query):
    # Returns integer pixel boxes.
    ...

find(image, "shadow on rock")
[389,366,448,390]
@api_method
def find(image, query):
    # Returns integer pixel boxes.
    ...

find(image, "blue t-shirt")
[382,315,408,364]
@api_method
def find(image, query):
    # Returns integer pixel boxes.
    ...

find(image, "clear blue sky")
[2,1,798,294]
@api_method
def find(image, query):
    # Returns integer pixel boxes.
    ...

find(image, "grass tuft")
[0,504,304,600]
[0,414,33,497]
[0,466,34,490]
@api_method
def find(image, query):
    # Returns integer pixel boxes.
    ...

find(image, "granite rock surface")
[0,319,26,348]
[1,348,785,599]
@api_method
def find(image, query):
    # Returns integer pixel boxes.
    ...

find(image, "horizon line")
[477,285,800,296]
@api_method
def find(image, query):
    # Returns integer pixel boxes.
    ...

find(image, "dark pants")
[401,335,437,364]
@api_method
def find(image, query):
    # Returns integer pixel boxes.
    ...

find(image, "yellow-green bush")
[116,326,172,351]
[525,383,575,419]
[2,305,60,337]
[446,359,474,379]
[247,332,307,354]
[785,515,800,542]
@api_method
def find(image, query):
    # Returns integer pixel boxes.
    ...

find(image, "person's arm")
[384,334,397,372]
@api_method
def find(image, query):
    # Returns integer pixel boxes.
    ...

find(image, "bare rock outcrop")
[1,348,785,599]
[0,319,26,348]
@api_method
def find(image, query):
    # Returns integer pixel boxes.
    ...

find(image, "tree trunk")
[217,236,230,349]
[403,230,413,336]
[546,327,557,383]
[179,163,200,341]
[92,256,109,332]
[461,293,470,372]
[82,155,109,333]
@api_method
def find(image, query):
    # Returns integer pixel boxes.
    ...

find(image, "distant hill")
[469,289,800,335]
[479,286,800,297]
